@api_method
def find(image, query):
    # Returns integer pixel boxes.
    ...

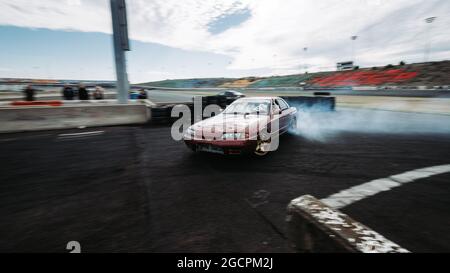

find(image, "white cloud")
[1,0,449,76]
[213,0,450,73]
[0,0,110,33]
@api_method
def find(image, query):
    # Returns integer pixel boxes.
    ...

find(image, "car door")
[276,99,290,133]
[269,100,282,135]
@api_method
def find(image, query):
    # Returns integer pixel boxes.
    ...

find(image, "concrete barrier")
[286,195,409,253]
[148,96,336,126]
[0,92,117,102]
[282,96,336,112]
[0,104,150,133]
[353,86,378,91]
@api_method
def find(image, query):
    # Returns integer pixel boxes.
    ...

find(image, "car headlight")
[187,127,195,134]
[184,127,195,139]
[222,133,244,140]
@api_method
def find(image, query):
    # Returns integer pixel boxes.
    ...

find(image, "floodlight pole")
[110,0,130,104]
[303,47,308,72]
[424,17,437,63]
[351,35,358,65]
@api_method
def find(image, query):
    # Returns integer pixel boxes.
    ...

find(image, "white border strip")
[289,195,410,253]
[322,164,450,209]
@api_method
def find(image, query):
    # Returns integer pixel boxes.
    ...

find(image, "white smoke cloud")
[0,0,449,75]
[292,107,450,142]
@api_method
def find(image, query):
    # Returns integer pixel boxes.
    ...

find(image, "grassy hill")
[141,61,450,89]
[145,78,235,89]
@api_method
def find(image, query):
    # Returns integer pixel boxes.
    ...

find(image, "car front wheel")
[254,133,271,156]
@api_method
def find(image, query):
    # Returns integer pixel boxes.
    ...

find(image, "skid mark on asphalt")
[245,190,271,208]
[57,131,105,140]
[245,190,288,240]
[321,164,450,209]
[0,133,53,142]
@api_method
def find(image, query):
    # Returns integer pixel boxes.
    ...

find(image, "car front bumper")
[184,139,258,155]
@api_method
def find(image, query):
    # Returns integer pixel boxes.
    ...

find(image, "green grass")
[250,74,314,87]
[142,78,235,88]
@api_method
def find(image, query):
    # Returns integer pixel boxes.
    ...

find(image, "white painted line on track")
[322,164,450,209]
[58,131,105,139]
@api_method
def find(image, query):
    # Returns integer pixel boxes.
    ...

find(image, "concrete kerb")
[286,195,409,253]
[0,102,152,134]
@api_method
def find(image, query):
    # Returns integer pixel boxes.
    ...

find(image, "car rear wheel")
[289,117,298,132]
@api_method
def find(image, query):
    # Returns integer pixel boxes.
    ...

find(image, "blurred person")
[78,84,89,101]
[93,86,105,100]
[129,90,139,100]
[138,89,148,100]
[23,84,36,101]
[62,84,75,100]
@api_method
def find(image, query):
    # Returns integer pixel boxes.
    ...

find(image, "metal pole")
[303,47,308,72]
[351,36,358,65]
[273,54,277,75]
[110,0,130,104]
[424,17,437,63]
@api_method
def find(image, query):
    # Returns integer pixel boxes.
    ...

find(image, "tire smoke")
[289,104,450,142]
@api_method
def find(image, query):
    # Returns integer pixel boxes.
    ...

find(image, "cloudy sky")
[0,0,449,83]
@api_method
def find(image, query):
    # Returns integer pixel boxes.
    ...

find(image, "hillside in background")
[141,61,450,89]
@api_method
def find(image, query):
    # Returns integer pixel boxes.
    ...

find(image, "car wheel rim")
[291,119,297,130]
[255,141,270,156]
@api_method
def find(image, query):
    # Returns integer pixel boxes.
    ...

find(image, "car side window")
[277,99,289,111]
[272,102,281,113]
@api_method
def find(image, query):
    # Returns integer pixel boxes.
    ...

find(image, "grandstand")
[142,60,450,89]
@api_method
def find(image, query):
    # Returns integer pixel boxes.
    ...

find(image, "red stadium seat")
[310,69,418,87]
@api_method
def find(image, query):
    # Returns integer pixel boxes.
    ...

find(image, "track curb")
[286,195,409,253]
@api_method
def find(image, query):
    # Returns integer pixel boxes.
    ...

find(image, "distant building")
[337,61,354,71]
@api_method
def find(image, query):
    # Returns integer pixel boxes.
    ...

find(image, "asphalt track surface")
[1,109,450,253]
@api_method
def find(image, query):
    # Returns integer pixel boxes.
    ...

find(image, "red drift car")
[183,97,298,156]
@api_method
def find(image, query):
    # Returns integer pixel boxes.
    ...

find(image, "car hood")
[193,114,270,133]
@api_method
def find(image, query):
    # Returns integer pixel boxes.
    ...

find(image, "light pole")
[351,35,358,65]
[273,54,278,76]
[110,0,131,104]
[303,47,308,73]
[424,17,437,63]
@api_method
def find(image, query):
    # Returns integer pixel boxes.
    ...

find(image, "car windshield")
[223,100,271,115]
